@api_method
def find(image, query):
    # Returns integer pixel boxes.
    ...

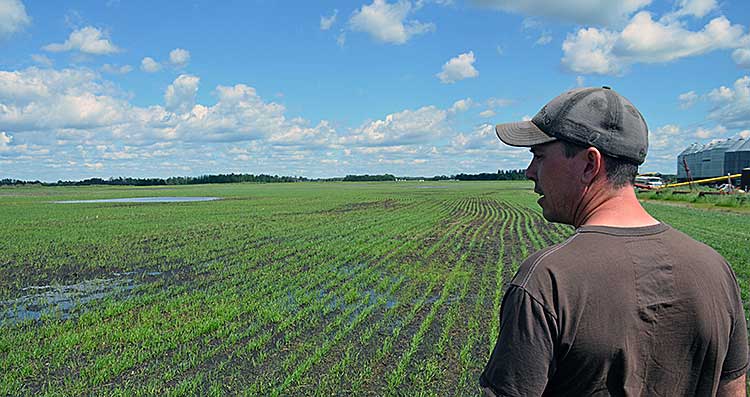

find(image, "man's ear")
[580,147,603,185]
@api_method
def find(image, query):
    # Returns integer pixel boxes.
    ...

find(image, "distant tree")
[343,174,397,182]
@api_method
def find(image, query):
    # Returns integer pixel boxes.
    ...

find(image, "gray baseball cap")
[495,87,649,165]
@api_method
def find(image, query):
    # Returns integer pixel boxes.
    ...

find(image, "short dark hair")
[560,140,638,188]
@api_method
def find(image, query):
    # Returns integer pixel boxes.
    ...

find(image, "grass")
[0,181,748,395]
[638,187,750,211]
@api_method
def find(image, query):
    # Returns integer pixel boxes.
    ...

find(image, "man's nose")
[525,162,535,180]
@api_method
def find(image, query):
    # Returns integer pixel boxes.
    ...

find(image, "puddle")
[54,196,221,204]
[0,270,164,325]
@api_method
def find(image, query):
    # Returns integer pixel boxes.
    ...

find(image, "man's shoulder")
[510,233,583,289]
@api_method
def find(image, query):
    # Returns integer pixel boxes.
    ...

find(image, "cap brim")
[495,121,556,147]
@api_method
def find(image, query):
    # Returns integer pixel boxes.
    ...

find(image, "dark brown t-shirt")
[480,223,748,396]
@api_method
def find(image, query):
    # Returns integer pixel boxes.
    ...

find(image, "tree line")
[1,169,527,186]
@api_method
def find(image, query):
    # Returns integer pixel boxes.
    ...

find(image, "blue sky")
[1,0,750,181]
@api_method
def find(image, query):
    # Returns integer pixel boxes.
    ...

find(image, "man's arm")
[717,374,746,397]
[479,285,556,396]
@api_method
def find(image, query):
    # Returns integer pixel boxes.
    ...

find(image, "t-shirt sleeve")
[720,277,749,380]
[480,285,557,396]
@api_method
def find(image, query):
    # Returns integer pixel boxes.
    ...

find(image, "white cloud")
[535,33,552,46]
[472,0,651,27]
[349,0,435,44]
[320,9,337,30]
[169,48,190,68]
[706,76,750,129]
[269,120,337,147]
[451,123,495,150]
[449,98,472,113]
[101,64,132,74]
[669,0,717,19]
[0,0,30,39]
[0,67,127,131]
[561,27,620,75]
[479,109,496,118]
[347,105,448,146]
[694,125,726,139]
[140,57,161,73]
[486,97,513,108]
[708,85,734,102]
[562,12,749,75]
[679,90,698,109]
[43,26,120,55]
[337,32,346,47]
[0,131,12,151]
[739,130,750,139]
[576,76,585,86]
[437,51,478,83]
[83,162,104,169]
[164,74,200,114]
[732,48,750,69]
[31,54,53,67]
[649,124,681,149]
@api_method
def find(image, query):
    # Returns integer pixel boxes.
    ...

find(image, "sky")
[1,0,750,181]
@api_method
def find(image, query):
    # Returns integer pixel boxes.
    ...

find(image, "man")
[480,87,748,396]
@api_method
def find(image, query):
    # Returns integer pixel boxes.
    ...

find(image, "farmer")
[480,87,748,396]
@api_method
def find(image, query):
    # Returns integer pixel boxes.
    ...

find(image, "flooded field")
[54,196,220,204]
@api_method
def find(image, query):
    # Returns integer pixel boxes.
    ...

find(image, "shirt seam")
[518,233,579,287]
[508,284,558,321]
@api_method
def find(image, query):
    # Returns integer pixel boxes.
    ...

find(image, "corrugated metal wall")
[725,139,750,175]
[676,138,750,179]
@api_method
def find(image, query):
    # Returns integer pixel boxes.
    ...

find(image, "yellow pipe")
[662,174,742,189]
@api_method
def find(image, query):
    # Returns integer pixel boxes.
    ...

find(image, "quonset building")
[677,137,750,180]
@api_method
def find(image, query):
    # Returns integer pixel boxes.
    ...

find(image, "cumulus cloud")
[668,0,717,19]
[0,0,30,39]
[535,33,552,46]
[705,76,750,129]
[31,54,53,67]
[679,90,698,109]
[320,9,337,30]
[43,26,120,55]
[562,27,620,74]
[101,64,132,74]
[164,74,199,114]
[349,0,435,44]
[346,105,448,146]
[486,97,513,108]
[169,48,190,68]
[0,67,127,131]
[0,131,12,151]
[472,0,651,27]
[649,124,681,149]
[437,51,478,83]
[732,48,750,69]
[479,109,496,118]
[140,57,161,72]
[449,98,473,113]
[269,120,338,147]
[562,12,749,75]
[694,125,727,139]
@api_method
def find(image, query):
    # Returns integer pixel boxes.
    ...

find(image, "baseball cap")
[495,87,649,165]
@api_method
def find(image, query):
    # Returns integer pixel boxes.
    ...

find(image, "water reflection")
[54,196,220,204]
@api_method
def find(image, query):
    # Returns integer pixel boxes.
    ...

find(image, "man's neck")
[574,184,659,228]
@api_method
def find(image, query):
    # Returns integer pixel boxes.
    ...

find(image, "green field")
[1,181,748,396]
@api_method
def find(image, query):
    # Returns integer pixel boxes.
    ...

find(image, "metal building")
[677,137,750,180]
[725,138,750,175]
